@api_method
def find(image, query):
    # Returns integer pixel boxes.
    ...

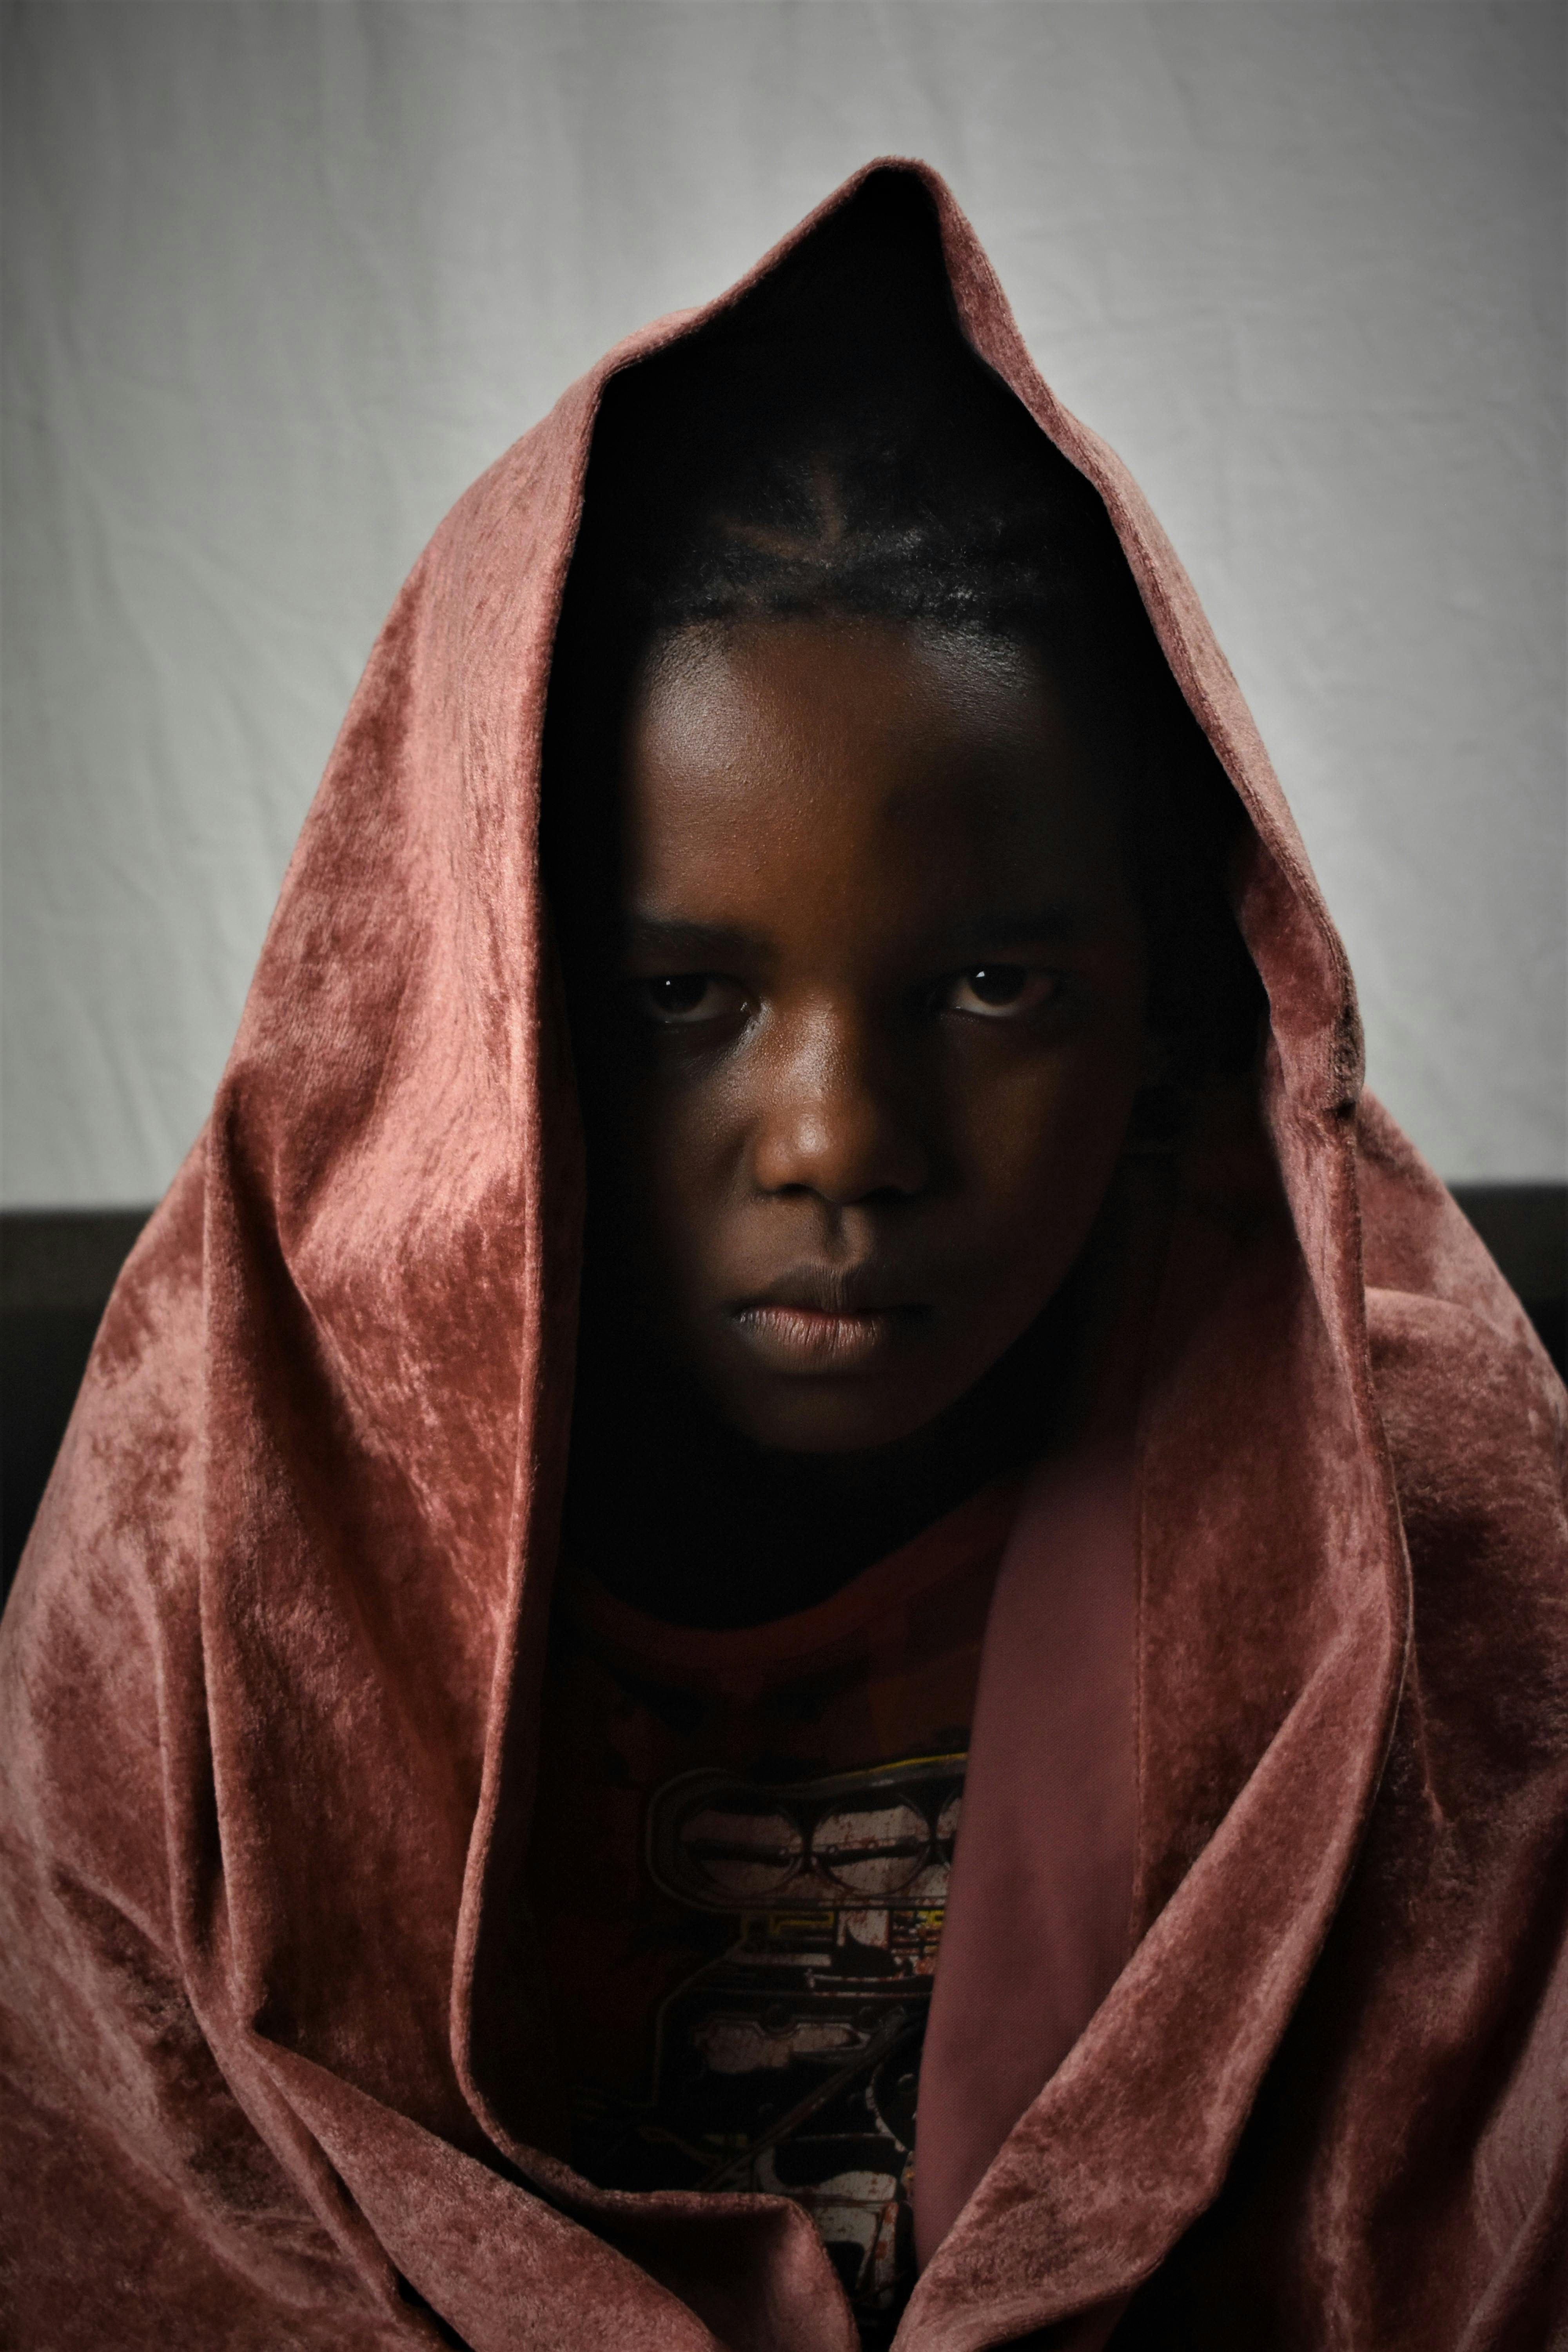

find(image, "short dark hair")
[547,171,1262,1094]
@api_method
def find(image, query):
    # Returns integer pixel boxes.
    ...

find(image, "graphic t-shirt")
[529,1479,1018,2345]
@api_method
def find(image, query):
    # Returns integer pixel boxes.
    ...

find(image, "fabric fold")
[3,156,1563,2352]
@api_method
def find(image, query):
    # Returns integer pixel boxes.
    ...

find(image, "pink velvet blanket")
[3,162,1564,2352]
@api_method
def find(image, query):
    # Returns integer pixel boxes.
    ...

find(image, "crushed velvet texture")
[3,162,1564,2351]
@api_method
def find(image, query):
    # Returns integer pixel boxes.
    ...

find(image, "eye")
[634,974,743,1027]
[944,965,1062,1019]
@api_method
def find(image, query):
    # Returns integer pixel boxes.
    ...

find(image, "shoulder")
[2,1151,208,1918]
[1366,1285,1564,1561]
[1352,1099,1566,1720]
[1352,1091,1564,1492]
[9,1146,207,1615]
[1362,1268,1566,1796]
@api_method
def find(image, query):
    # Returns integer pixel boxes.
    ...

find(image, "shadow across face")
[574,613,1147,1459]
[541,177,1256,1621]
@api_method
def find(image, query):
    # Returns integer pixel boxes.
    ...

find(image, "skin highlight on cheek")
[581,614,1146,1456]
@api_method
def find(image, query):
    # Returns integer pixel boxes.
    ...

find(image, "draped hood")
[3,161,1564,2352]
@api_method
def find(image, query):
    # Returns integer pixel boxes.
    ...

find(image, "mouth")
[729,1272,931,1375]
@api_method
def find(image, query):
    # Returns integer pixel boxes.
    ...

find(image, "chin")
[720,1376,965,1457]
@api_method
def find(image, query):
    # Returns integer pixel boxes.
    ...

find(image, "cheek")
[614,1074,731,1286]
[954,1034,1141,1256]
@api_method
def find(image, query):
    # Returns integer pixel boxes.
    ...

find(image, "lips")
[730,1270,929,1375]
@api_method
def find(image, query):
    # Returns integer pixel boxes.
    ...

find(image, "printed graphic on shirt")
[570,1752,964,2340]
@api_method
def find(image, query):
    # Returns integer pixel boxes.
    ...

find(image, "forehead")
[621,618,1122,921]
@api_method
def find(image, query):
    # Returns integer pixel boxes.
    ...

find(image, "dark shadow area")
[2,1189,1563,1608]
[1452,1183,1566,1377]
[3,1210,151,1601]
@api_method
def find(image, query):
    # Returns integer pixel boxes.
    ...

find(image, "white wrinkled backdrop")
[4,0,1563,1203]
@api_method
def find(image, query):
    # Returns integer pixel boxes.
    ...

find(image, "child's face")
[586,615,1145,1455]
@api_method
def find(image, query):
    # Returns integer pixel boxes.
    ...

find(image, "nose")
[750,1005,930,1206]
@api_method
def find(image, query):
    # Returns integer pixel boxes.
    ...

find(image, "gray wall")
[4,0,1563,1205]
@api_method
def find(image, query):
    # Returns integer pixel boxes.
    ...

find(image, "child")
[2,164,1563,2352]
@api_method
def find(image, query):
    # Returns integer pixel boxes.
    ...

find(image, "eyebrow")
[932,904,1102,957]
[624,916,770,963]
[624,903,1100,965]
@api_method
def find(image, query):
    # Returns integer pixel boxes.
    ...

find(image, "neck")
[564,1269,1093,1630]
